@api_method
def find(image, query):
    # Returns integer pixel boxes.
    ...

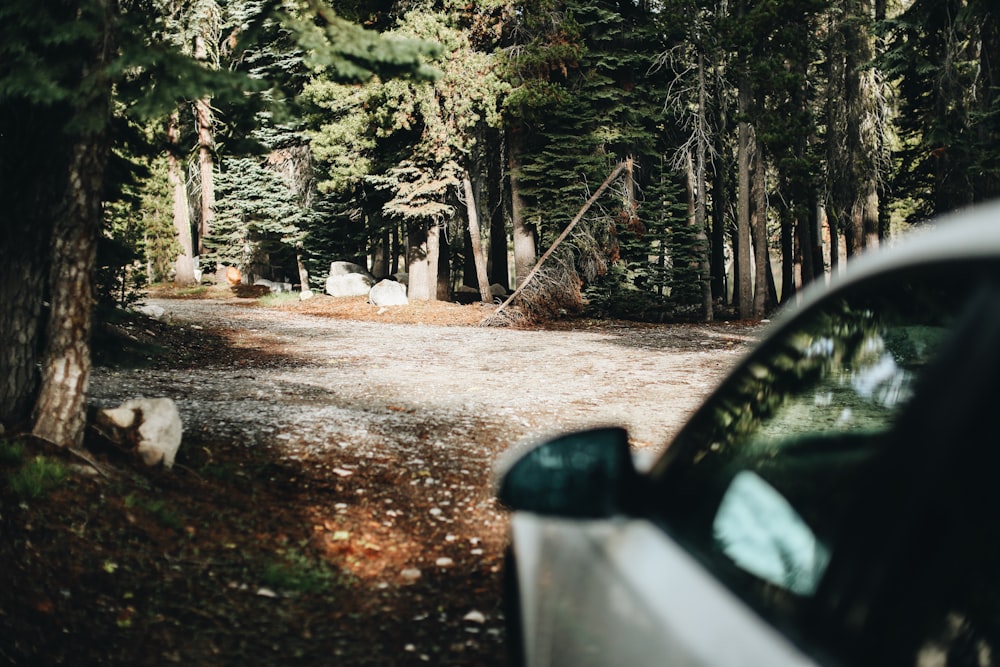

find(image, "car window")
[649,261,1000,660]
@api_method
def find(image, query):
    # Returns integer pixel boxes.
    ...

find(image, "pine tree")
[0,0,440,446]
[884,0,1000,218]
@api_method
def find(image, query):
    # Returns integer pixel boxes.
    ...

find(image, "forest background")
[1,0,999,450]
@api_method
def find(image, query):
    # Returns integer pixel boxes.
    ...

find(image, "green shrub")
[261,549,342,594]
[8,456,68,499]
[124,494,184,531]
[0,440,26,465]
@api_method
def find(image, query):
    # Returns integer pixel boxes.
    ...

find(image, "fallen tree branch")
[488,160,631,320]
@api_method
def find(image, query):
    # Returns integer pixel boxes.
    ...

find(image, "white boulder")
[97,397,183,469]
[326,261,376,297]
[136,304,167,321]
[369,279,408,307]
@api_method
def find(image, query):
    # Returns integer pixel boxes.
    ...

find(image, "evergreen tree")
[884,0,1000,218]
[0,0,440,446]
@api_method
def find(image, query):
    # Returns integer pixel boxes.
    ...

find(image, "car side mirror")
[496,427,639,518]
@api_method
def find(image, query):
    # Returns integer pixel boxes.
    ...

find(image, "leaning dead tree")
[482,160,630,327]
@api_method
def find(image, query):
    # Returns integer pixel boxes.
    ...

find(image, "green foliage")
[504,0,684,310]
[261,548,344,594]
[257,291,301,307]
[95,230,147,311]
[7,456,68,500]
[124,494,184,531]
[0,440,26,466]
[205,155,315,276]
[138,157,180,283]
[882,0,1000,217]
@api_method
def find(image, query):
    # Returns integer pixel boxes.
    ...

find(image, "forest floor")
[0,286,762,666]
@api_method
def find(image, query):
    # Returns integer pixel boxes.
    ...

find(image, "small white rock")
[401,568,422,583]
[435,557,454,567]
[463,610,486,624]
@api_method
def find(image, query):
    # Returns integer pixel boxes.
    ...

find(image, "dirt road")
[78,295,760,665]
[92,297,757,451]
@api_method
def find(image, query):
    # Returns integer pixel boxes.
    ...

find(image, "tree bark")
[695,52,713,322]
[736,80,754,319]
[406,220,445,302]
[168,111,197,285]
[843,0,880,255]
[196,96,214,257]
[194,36,215,257]
[32,133,110,448]
[508,129,536,287]
[463,172,492,303]
[296,253,310,292]
[711,54,730,305]
[0,104,56,429]
[749,138,774,317]
[406,222,431,301]
[487,128,509,291]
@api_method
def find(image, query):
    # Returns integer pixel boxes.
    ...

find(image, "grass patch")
[261,549,344,594]
[8,456,68,499]
[174,285,209,297]
[0,440,26,465]
[258,291,301,307]
[124,494,184,531]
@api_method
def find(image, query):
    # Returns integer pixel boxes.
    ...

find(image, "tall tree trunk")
[826,8,850,263]
[844,0,880,255]
[196,96,214,257]
[168,111,196,285]
[711,17,730,306]
[436,224,450,300]
[487,128,509,291]
[463,172,492,303]
[296,253,310,292]
[407,222,432,301]
[371,228,390,279]
[779,206,796,304]
[508,129,536,287]
[750,129,774,316]
[736,78,754,320]
[0,105,57,429]
[194,35,214,257]
[32,133,110,448]
[695,52,713,322]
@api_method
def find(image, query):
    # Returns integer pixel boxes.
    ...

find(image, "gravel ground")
[91,297,760,454]
[66,293,764,666]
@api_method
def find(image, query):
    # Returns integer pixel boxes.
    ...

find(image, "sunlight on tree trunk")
[194,33,215,257]
[168,111,196,285]
[32,137,108,448]
[196,95,214,256]
[509,132,536,287]
[407,222,434,301]
[463,172,492,303]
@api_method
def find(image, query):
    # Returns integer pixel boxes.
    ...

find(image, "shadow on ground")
[1,312,510,667]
